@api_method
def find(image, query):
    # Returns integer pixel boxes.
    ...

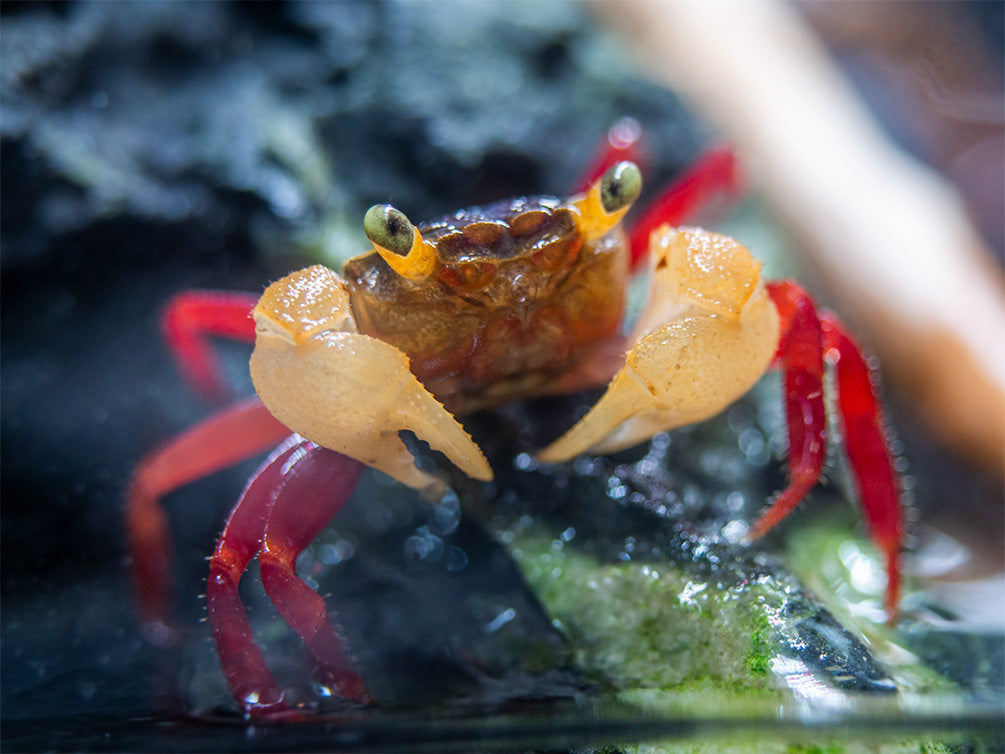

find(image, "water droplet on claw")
[510,273,535,304]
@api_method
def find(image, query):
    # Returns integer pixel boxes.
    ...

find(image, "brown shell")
[344,196,629,414]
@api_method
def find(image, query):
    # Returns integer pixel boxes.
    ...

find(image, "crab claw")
[250,265,492,490]
[539,227,779,461]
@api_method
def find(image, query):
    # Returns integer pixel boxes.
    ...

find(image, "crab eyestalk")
[364,204,436,282]
[572,161,642,241]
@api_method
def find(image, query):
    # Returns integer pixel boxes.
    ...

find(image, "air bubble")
[444,546,469,571]
[514,452,536,471]
[726,491,745,512]
[722,519,748,543]
[485,607,516,634]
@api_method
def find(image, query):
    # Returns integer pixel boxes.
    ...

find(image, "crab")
[126,132,903,719]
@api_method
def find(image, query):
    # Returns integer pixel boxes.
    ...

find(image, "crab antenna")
[571,161,642,241]
[364,204,436,282]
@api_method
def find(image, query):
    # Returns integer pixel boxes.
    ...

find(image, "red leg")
[753,282,902,618]
[126,397,291,639]
[206,436,306,717]
[821,313,902,617]
[627,146,741,268]
[162,291,259,401]
[207,440,367,717]
[748,281,828,541]
[257,445,369,704]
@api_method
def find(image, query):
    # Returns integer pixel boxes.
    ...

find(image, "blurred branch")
[593,0,1005,474]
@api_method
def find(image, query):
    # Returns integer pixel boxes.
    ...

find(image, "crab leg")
[820,312,902,616]
[206,438,367,716]
[162,291,259,401]
[205,436,304,715]
[746,281,828,539]
[257,444,369,704]
[752,281,902,617]
[126,397,291,637]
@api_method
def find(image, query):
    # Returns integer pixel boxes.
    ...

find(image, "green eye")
[364,204,415,257]
[599,162,642,215]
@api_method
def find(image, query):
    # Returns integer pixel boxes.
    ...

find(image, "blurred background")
[2,1,1002,750]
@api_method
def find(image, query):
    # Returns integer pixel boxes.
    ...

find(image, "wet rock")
[1,0,699,266]
[463,394,898,701]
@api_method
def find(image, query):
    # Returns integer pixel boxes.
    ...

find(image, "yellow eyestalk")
[364,204,436,282]
[571,161,642,241]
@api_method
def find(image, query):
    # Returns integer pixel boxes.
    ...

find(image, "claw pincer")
[251,264,491,491]
[539,227,780,459]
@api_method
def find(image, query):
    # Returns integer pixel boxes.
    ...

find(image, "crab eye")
[364,204,435,282]
[599,161,642,215]
[364,204,415,257]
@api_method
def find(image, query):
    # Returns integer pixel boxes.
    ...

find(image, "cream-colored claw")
[250,265,492,490]
[539,227,780,462]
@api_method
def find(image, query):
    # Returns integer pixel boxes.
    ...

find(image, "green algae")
[500,526,1000,753]
[507,533,783,693]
